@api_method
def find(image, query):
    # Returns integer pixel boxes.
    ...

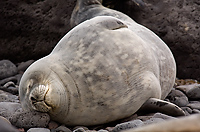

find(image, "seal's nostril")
[30,96,37,103]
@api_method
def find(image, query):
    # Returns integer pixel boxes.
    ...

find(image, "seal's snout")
[29,84,51,112]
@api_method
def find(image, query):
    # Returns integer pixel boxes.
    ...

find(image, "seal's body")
[19,0,185,126]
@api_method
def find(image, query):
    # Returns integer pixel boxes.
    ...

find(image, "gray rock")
[0,76,17,86]
[186,84,200,99]
[27,128,50,132]
[73,128,86,132]
[0,90,19,102]
[192,109,200,114]
[181,107,193,115]
[167,89,189,107]
[152,113,176,120]
[144,118,165,125]
[52,125,72,132]
[17,60,34,72]
[0,102,21,118]
[0,116,19,132]
[111,119,144,132]
[0,60,17,80]
[124,114,200,132]
[9,108,50,129]
[187,101,200,110]
[98,129,108,132]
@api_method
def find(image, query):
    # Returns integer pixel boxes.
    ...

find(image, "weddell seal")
[19,1,185,126]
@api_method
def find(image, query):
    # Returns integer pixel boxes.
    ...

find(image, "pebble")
[0,76,18,86]
[0,90,19,102]
[167,89,189,107]
[0,60,18,80]
[52,125,72,132]
[187,101,200,110]
[73,127,86,132]
[0,116,19,132]
[143,118,165,125]
[186,84,200,99]
[27,128,50,132]
[48,121,59,130]
[0,102,21,118]
[152,113,176,120]
[181,107,193,115]
[9,108,50,129]
[17,60,34,72]
[111,119,144,132]
[98,129,108,132]
[192,109,200,114]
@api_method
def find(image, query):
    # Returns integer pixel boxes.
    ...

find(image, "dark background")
[0,0,199,81]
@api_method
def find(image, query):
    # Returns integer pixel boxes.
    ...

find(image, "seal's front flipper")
[138,98,186,117]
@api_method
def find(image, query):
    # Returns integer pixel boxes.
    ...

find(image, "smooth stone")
[143,118,165,125]
[27,128,50,132]
[176,83,199,93]
[0,102,21,118]
[0,60,17,80]
[152,113,176,120]
[124,114,200,132]
[3,81,15,88]
[9,108,50,129]
[167,89,189,107]
[52,125,72,132]
[0,90,19,102]
[98,129,109,132]
[0,116,19,132]
[187,101,200,110]
[192,109,200,114]
[111,119,144,132]
[48,121,59,130]
[17,60,34,72]
[73,127,86,132]
[181,107,193,114]
[186,84,200,99]
[0,76,17,86]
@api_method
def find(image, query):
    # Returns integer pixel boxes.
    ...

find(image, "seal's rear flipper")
[138,98,186,117]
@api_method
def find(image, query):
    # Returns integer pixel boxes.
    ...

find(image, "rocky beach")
[0,0,200,131]
[0,59,200,132]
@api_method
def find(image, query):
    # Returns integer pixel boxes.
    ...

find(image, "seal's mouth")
[29,84,52,112]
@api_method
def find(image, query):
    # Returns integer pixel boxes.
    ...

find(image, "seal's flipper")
[138,98,186,117]
[95,16,128,30]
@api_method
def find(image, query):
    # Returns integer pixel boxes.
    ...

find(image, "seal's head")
[19,58,68,115]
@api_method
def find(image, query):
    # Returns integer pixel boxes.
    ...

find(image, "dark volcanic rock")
[115,0,200,81]
[0,0,199,81]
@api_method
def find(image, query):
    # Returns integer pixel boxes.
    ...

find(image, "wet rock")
[0,102,21,118]
[123,114,200,132]
[9,108,50,129]
[111,119,144,132]
[0,116,19,132]
[27,128,50,132]
[167,89,189,107]
[0,60,17,80]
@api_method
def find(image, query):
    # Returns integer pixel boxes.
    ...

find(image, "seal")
[19,16,185,126]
